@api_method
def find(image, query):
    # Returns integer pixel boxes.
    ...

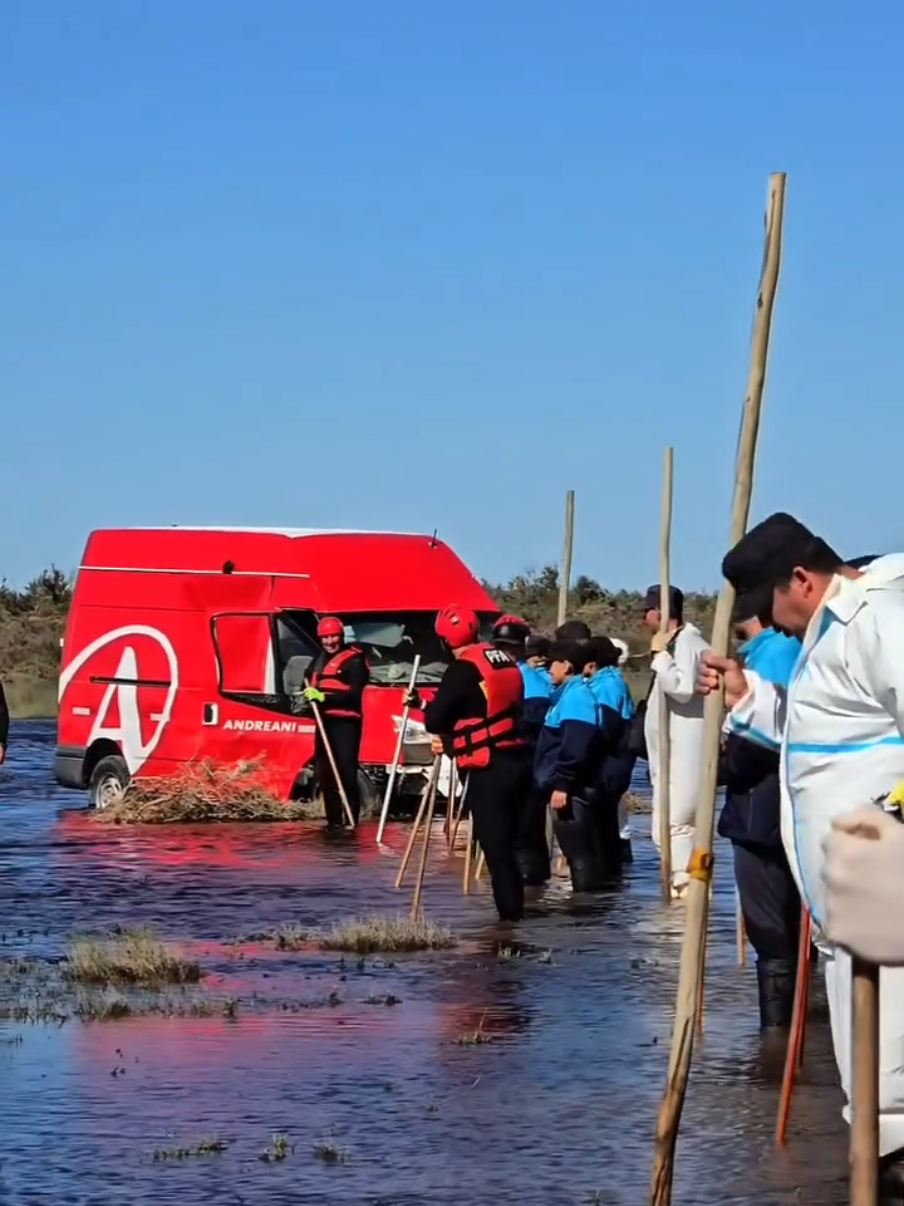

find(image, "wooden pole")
[776,906,813,1145]
[557,489,575,628]
[410,767,440,920]
[394,757,440,889]
[850,958,880,1206]
[305,684,356,829]
[649,171,786,1206]
[657,447,674,903]
[376,655,422,844]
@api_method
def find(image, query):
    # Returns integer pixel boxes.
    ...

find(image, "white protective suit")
[644,622,710,890]
[728,554,904,1157]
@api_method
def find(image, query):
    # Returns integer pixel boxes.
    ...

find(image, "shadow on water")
[0,721,848,1205]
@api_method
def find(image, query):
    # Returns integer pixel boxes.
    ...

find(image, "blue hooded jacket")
[587,666,637,797]
[717,626,802,850]
[518,661,554,742]
[533,674,600,796]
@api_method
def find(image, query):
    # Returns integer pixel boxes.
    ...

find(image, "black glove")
[403,689,423,710]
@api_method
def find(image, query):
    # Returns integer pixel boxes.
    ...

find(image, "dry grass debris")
[92,760,324,824]
[319,914,457,955]
[66,927,201,987]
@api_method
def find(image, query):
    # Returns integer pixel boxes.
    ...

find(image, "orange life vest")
[450,643,527,769]
[310,647,366,719]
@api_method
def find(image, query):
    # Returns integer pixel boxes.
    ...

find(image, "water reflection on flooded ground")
[1,722,848,1205]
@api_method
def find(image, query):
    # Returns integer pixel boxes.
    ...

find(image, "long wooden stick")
[376,655,422,844]
[557,489,575,628]
[650,171,787,1206]
[736,892,747,967]
[850,958,880,1206]
[450,772,470,850]
[463,814,474,894]
[444,759,458,843]
[776,905,813,1145]
[657,447,674,902]
[394,757,440,889]
[410,767,440,920]
[305,683,356,829]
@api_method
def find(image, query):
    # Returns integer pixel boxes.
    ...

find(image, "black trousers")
[514,786,552,884]
[467,753,534,922]
[316,717,362,827]
[733,842,801,963]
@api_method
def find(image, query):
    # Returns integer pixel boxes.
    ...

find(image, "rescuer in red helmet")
[305,616,370,830]
[404,606,532,922]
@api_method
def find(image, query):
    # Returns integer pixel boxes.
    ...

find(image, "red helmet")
[493,613,530,642]
[435,606,479,650]
[317,616,344,638]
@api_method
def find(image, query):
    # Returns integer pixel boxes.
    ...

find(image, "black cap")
[525,633,551,659]
[643,585,684,615]
[585,635,620,668]
[722,511,831,621]
[548,639,590,672]
[555,619,591,642]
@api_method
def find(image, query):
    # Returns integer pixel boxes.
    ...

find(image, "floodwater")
[1,721,849,1206]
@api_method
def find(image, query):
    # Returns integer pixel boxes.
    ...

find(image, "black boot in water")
[756,958,796,1030]
[553,798,607,893]
[880,1150,904,1203]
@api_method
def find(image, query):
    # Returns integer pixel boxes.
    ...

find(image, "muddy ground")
[1,721,849,1205]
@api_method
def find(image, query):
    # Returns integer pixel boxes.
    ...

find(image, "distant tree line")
[483,565,718,656]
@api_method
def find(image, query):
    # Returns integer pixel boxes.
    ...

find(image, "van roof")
[78,526,498,613]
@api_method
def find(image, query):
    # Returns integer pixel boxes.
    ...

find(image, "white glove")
[822,807,904,965]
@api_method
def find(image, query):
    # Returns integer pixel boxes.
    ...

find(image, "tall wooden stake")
[657,447,674,903]
[649,171,787,1206]
[850,958,880,1205]
[557,489,575,628]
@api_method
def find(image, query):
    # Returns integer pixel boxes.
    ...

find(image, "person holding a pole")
[642,584,709,899]
[698,514,904,1195]
[715,599,802,1034]
[304,616,369,831]
[492,614,553,886]
[404,606,532,923]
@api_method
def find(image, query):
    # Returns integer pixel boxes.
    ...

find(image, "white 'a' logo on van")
[58,626,180,776]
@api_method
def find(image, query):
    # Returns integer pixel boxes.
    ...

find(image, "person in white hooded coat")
[698,513,904,1199]
[641,584,710,898]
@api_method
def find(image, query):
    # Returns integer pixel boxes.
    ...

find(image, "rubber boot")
[620,838,634,864]
[553,802,607,893]
[515,844,551,886]
[755,958,796,1030]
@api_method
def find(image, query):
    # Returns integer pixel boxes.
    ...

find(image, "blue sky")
[3,1,903,593]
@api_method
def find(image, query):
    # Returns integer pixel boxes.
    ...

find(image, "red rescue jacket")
[451,643,527,769]
[310,647,367,720]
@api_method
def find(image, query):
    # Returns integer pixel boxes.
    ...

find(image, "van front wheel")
[88,755,130,810]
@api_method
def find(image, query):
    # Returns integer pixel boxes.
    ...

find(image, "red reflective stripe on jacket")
[311,647,365,719]
[450,643,527,769]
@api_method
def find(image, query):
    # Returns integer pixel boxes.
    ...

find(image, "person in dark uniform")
[405,606,532,922]
[305,616,369,830]
[716,599,802,1031]
[534,640,604,892]
[0,680,8,765]
[492,614,553,885]
[582,635,635,876]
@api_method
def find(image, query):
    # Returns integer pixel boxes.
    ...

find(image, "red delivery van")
[54,527,501,811]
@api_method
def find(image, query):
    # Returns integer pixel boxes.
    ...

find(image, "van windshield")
[280,609,499,686]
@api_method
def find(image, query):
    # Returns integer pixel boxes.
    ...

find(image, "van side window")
[275,615,319,695]
[212,614,275,695]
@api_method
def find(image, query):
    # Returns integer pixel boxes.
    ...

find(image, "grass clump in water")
[260,1133,293,1162]
[313,1133,348,1164]
[153,1136,228,1161]
[66,928,201,988]
[92,759,322,825]
[319,914,457,955]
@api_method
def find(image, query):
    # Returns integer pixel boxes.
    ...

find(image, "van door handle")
[203,703,219,726]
